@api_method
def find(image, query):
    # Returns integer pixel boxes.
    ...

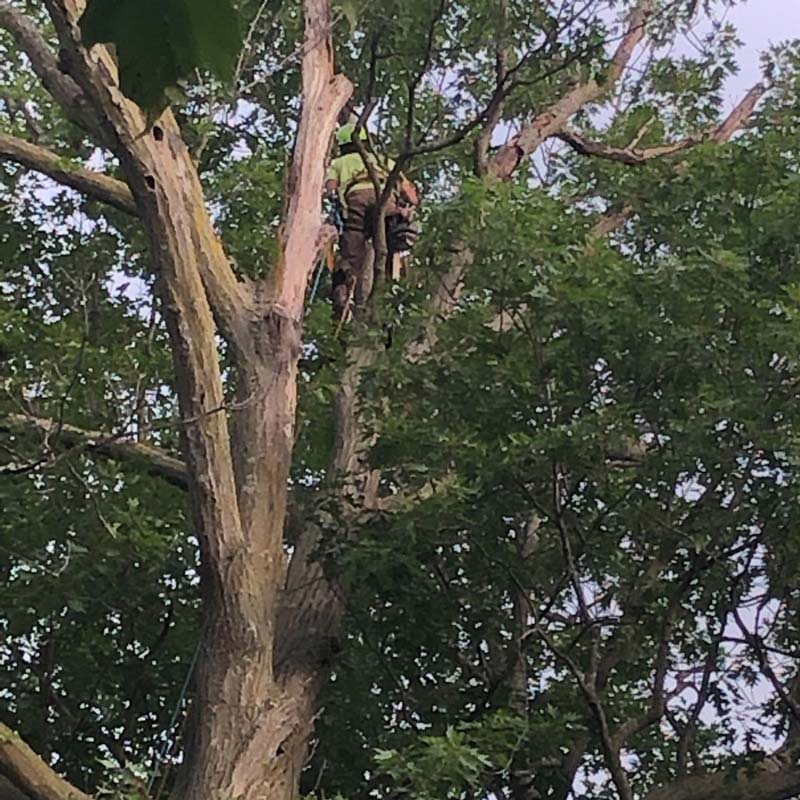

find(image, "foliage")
[3,2,800,799]
[80,0,240,111]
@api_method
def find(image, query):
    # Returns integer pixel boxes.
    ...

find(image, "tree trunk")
[37,0,350,796]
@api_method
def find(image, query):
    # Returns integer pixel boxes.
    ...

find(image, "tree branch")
[557,128,706,165]
[407,246,472,360]
[0,1,95,134]
[473,0,509,176]
[488,1,653,179]
[560,80,766,167]
[274,0,352,318]
[589,81,767,238]
[43,0,255,354]
[643,740,800,800]
[0,132,137,214]
[1,413,187,488]
[0,722,90,800]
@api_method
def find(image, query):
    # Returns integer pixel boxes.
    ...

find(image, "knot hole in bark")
[145,175,156,190]
[259,309,302,364]
[152,125,164,141]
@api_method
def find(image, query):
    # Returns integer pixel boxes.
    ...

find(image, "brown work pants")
[332,188,396,318]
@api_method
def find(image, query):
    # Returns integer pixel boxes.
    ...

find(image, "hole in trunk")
[145,175,156,190]
[152,125,164,141]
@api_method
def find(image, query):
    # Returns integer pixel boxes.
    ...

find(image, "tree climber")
[325,121,419,320]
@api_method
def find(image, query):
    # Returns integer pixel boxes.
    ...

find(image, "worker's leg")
[333,189,376,318]
[340,189,375,269]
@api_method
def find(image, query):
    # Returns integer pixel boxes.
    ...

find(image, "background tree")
[1,1,799,800]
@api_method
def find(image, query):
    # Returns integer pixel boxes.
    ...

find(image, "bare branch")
[1,413,187,489]
[0,722,90,800]
[488,1,654,179]
[560,80,766,167]
[0,132,136,214]
[711,81,766,143]
[275,0,352,317]
[589,204,634,239]
[557,128,706,165]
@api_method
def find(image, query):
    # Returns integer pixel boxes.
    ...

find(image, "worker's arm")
[325,157,340,198]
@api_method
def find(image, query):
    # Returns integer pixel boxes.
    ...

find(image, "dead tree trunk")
[28,0,351,797]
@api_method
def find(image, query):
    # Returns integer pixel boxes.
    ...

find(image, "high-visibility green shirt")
[326,152,396,212]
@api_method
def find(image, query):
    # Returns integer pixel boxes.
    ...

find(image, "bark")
[643,746,800,800]
[274,344,379,725]
[0,775,28,800]
[29,0,350,797]
[0,723,88,800]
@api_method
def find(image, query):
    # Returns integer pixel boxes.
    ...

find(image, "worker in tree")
[325,121,419,320]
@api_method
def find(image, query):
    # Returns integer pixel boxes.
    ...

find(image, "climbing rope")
[307,257,326,306]
[146,638,202,794]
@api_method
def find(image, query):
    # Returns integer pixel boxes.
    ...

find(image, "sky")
[712,0,800,103]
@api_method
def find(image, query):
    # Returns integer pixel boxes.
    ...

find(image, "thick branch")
[557,128,705,165]
[0,132,136,214]
[407,246,472,359]
[711,82,766,143]
[43,0,254,353]
[0,1,94,134]
[0,722,89,800]
[488,1,653,179]
[274,0,352,318]
[1,413,187,488]
[644,743,800,800]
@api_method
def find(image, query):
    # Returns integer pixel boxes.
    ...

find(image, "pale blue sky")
[715,0,800,101]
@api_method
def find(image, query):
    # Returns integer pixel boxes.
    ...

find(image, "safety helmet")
[336,122,368,145]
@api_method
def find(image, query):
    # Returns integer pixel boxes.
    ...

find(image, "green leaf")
[338,0,359,31]
[80,0,241,112]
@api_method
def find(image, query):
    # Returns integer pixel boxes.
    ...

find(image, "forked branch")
[589,81,767,238]
[560,81,766,166]
[488,1,653,179]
